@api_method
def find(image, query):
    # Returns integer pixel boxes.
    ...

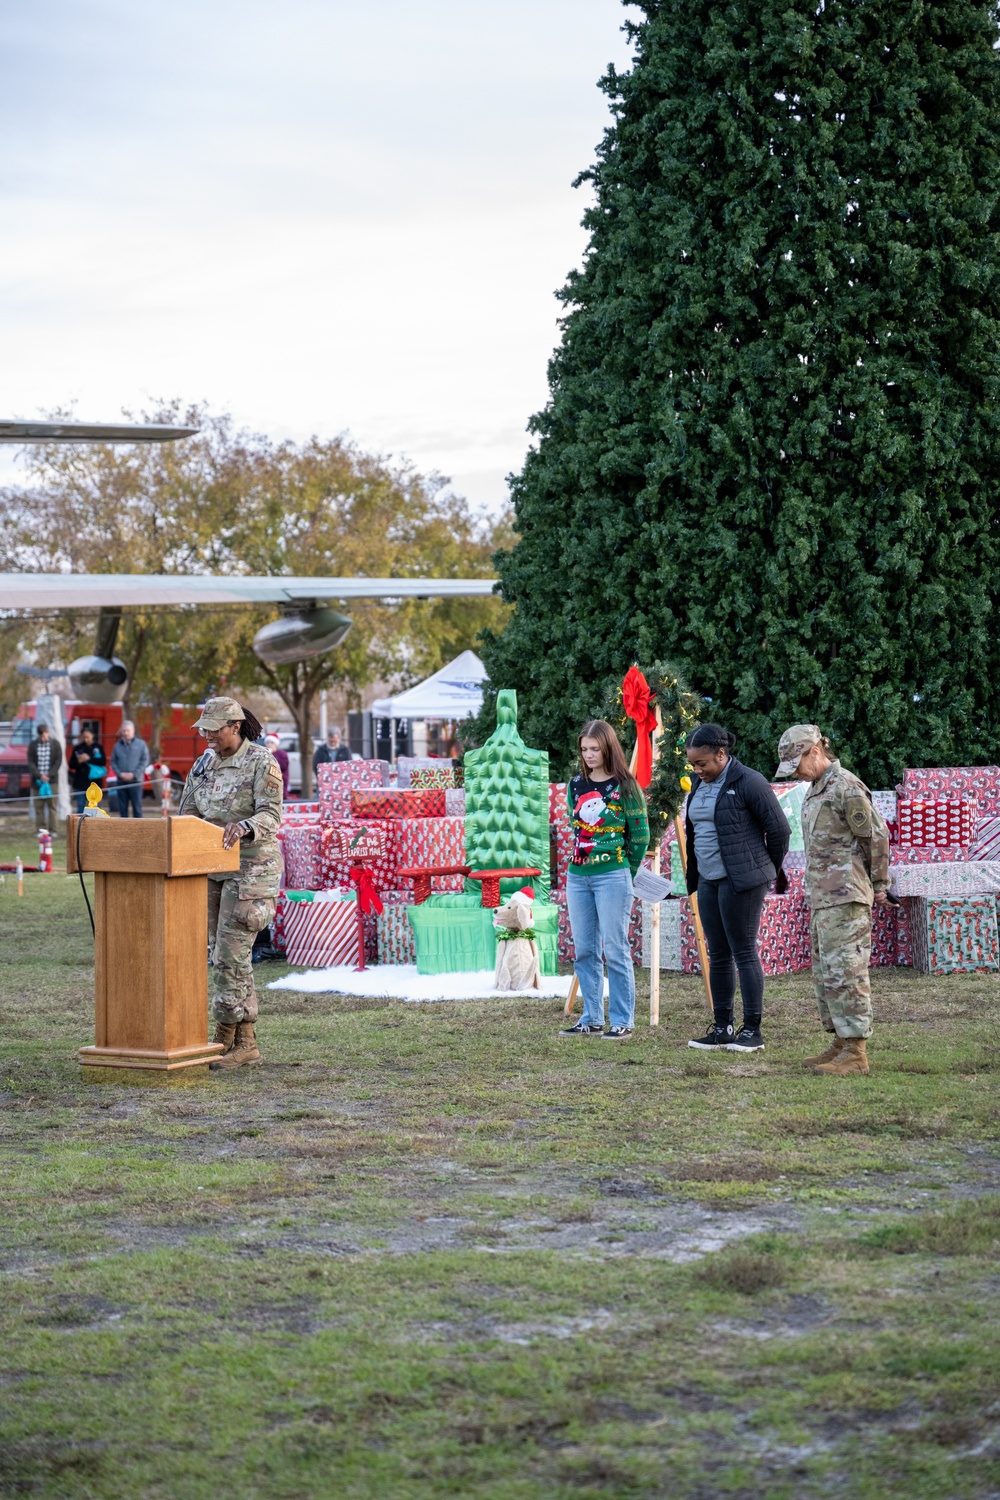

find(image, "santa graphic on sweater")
[574,788,608,828]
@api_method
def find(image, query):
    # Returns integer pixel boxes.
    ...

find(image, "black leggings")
[696,877,767,1025]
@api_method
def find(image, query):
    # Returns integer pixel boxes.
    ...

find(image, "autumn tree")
[2,402,507,789]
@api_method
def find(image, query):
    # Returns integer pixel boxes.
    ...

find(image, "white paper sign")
[631,867,673,903]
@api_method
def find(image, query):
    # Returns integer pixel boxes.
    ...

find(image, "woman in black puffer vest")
[684,724,790,1053]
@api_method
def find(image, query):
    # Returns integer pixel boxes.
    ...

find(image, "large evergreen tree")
[479,0,1000,785]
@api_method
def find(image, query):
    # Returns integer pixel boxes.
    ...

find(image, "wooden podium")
[68,815,240,1072]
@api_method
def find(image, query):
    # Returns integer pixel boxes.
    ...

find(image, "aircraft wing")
[0,420,199,443]
[0,574,497,609]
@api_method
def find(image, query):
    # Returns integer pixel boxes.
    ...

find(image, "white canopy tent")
[371,650,487,757]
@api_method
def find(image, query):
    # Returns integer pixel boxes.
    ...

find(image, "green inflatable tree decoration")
[463,688,551,902]
[477,0,1000,787]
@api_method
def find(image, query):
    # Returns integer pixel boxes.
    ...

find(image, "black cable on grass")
[76,815,95,938]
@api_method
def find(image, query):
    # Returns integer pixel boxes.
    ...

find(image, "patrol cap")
[192,696,245,732]
[775,723,822,778]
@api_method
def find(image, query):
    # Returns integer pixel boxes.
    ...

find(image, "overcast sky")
[0,1,636,510]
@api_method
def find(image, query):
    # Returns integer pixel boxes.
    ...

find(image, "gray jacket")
[111,736,149,778]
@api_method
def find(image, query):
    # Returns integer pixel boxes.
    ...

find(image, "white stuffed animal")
[493,886,541,991]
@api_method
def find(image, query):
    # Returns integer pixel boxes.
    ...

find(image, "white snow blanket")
[267,964,597,1004]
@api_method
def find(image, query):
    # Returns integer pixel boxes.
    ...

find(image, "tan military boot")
[212,1022,237,1055]
[814,1038,869,1076]
[801,1035,844,1068]
[209,1021,261,1070]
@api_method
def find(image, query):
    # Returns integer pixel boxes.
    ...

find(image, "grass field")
[2,811,999,1499]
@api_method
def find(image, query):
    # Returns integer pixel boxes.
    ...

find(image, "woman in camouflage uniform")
[775,724,890,1077]
[179,698,284,1070]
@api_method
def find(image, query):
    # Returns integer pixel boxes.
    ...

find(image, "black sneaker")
[728,1026,764,1052]
[559,1020,605,1036]
[688,1023,734,1050]
[601,1026,634,1041]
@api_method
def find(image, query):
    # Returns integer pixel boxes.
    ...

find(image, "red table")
[396,864,471,904]
[467,867,541,909]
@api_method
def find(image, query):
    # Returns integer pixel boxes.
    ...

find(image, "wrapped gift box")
[770,782,807,852]
[896,798,978,847]
[888,844,969,864]
[397,756,446,788]
[550,783,573,890]
[445,788,466,816]
[283,892,365,968]
[904,896,999,974]
[350,787,446,820]
[272,894,289,953]
[551,822,574,889]
[901,767,1000,816]
[889,861,1000,898]
[642,899,682,970]
[395,816,466,891]
[277,826,324,890]
[970,816,1000,861]
[320,819,400,892]
[281,807,323,828]
[317,760,387,819]
[409,767,456,790]
[553,888,573,962]
[872,790,898,842]
[376,898,416,964]
[871,902,901,967]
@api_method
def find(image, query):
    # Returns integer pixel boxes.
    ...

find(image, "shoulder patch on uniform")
[845,796,872,837]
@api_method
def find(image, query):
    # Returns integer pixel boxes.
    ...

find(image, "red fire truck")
[0,701,204,802]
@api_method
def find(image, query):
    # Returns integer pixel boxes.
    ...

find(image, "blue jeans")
[116,783,143,817]
[566,869,635,1029]
[74,791,87,814]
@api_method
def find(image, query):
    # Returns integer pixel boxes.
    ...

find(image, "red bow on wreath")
[621,665,658,790]
[349,862,384,915]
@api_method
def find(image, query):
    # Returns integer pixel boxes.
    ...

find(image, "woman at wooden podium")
[178,697,284,1070]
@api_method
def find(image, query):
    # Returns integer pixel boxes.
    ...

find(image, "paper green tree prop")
[463,688,550,902]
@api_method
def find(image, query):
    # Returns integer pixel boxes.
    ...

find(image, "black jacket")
[69,740,106,792]
[684,756,790,894]
[27,736,62,790]
[312,743,352,773]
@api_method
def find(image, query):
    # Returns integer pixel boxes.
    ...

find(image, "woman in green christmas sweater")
[560,719,649,1040]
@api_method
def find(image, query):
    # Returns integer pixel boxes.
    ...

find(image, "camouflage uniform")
[179,735,283,1025]
[802,760,890,1039]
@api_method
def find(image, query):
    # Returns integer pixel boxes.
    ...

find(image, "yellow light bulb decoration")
[680,775,692,793]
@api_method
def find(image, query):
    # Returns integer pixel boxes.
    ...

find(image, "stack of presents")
[272,695,561,978]
[637,765,1000,978]
[273,727,1000,981]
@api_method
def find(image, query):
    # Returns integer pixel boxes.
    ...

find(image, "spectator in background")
[69,728,106,814]
[27,723,61,833]
[111,720,149,818]
[265,734,289,798]
[313,727,351,777]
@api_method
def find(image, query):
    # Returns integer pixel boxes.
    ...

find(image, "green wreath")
[602,662,707,845]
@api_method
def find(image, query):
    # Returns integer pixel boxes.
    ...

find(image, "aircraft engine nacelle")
[67,654,129,704]
[252,608,352,666]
